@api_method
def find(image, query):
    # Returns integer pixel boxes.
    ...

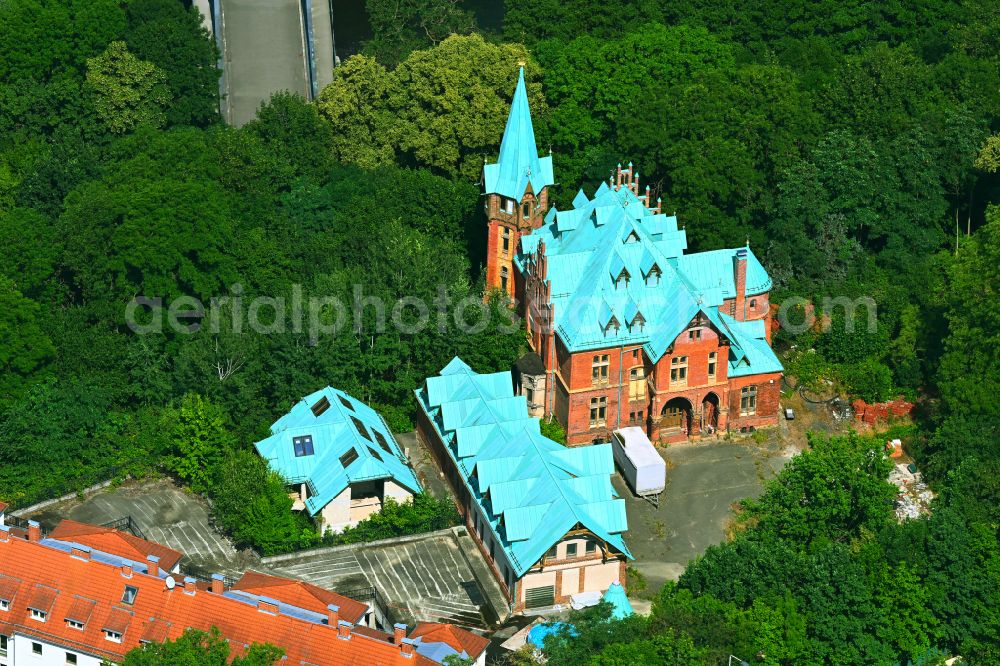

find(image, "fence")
[339,585,396,630]
[100,515,148,541]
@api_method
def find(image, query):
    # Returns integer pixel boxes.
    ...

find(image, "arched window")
[749,298,757,310]
[522,200,531,219]
[502,227,511,254]
[740,385,757,416]
[500,266,509,292]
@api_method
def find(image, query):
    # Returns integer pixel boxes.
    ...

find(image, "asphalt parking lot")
[620,439,793,590]
[266,530,498,628]
[28,479,254,578]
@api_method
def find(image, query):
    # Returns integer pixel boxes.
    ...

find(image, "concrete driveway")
[619,440,793,590]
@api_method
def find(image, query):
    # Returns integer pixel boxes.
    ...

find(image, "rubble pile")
[889,462,933,521]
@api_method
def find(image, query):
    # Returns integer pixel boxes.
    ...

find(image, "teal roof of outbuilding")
[255,388,422,517]
[602,582,634,620]
[483,67,554,201]
[415,358,632,577]
[515,183,781,377]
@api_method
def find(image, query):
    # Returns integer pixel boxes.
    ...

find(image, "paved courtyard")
[265,530,499,628]
[620,439,793,589]
[27,479,254,578]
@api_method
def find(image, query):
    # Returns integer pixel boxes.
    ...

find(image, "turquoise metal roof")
[483,68,555,201]
[602,582,634,620]
[415,358,632,577]
[514,180,781,378]
[255,388,422,517]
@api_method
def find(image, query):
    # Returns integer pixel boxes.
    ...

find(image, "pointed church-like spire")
[483,67,555,201]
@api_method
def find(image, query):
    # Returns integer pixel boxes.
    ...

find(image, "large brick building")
[484,69,783,446]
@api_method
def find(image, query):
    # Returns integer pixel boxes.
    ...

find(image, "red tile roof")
[410,622,491,659]
[0,501,8,513]
[232,570,369,625]
[0,530,436,665]
[48,519,183,572]
[65,597,97,624]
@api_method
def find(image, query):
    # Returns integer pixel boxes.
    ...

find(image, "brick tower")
[482,67,554,298]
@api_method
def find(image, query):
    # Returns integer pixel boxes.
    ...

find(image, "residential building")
[47,520,182,574]
[255,387,422,534]
[483,69,783,445]
[409,623,490,666]
[0,518,486,666]
[415,358,632,614]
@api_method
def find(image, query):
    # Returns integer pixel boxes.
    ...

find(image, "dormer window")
[104,630,123,643]
[624,229,640,244]
[293,435,315,457]
[630,313,645,332]
[645,265,661,286]
[67,619,85,630]
[615,269,630,288]
[30,609,46,622]
[605,317,621,336]
[0,599,9,611]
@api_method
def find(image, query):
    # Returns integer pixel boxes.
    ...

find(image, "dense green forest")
[0,0,998,663]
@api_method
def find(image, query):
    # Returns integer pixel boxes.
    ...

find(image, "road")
[218,0,334,127]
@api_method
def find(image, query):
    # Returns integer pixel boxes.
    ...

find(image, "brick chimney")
[121,563,133,578]
[400,637,415,658]
[183,576,197,595]
[337,621,352,640]
[326,604,339,627]
[393,623,407,644]
[146,555,159,577]
[733,248,748,321]
[71,545,91,561]
[258,599,279,614]
[210,573,224,594]
[27,520,41,542]
[0,527,10,542]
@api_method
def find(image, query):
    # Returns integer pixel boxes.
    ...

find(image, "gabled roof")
[0,526,435,665]
[415,358,632,578]
[48,520,183,572]
[232,570,369,624]
[255,388,421,516]
[483,67,554,201]
[515,180,781,377]
[410,623,490,660]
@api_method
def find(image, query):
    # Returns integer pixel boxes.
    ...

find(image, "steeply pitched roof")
[0,526,435,665]
[516,182,781,377]
[48,520,183,572]
[415,358,632,577]
[410,622,490,659]
[255,388,421,516]
[232,570,369,624]
[483,67,554,201]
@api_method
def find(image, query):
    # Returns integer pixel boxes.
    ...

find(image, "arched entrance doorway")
[702,392,720,435]
[660,397,693,436]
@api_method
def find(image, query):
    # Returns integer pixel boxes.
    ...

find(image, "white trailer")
[612,427,666,504]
